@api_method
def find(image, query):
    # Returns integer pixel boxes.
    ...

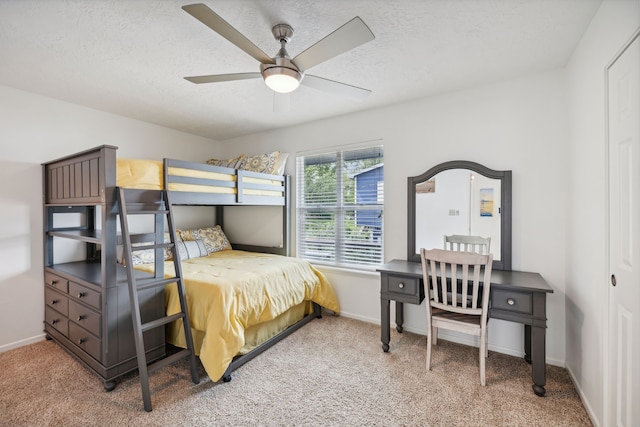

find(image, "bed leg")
[314,303,322,318]
[221,365,232,383]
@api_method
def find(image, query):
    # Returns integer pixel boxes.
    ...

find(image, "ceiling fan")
[182,3,375,101]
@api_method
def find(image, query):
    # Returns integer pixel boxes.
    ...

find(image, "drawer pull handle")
[47,280,58,287]
[398,282,405,289]
[77,315,85,321]
[77,338,86,345]
[507,298,515,306]
[51,299,58,305]
[51,319,58,325]
[77,292,86,298]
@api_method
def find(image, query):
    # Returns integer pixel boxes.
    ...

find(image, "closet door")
[607,31,639,427]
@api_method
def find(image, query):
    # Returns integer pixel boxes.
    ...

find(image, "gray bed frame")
[43,145,321,387]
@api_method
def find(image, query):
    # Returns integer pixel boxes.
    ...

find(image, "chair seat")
[431,307,482,336]
[432,307,481,325]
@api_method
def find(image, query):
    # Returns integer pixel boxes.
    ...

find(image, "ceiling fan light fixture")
[262,66,301,94]
[183,6,375,99]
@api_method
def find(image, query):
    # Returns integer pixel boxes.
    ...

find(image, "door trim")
[604,27,640,426]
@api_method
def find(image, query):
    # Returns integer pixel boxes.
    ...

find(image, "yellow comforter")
[136,250,339,381]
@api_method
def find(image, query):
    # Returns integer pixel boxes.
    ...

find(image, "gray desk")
[377,259,554,396]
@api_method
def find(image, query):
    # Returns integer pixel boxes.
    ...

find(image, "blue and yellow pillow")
[177,225,232,254]
[206,154,245,169]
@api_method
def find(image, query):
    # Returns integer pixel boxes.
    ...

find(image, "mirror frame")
[407,160,512,270]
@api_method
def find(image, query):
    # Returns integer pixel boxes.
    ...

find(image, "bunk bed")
[42,145,339,388]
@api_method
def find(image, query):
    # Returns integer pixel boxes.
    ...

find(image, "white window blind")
[296,145,384,268]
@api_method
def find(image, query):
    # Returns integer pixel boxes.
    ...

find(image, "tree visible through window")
[296,145,384,268]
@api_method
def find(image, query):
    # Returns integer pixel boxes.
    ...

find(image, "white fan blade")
[302,75,371,101]
[292,17,374,72]
[182,3,273,64]
[184,72,261,84]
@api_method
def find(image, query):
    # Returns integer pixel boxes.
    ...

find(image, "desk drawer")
[381,273,423,303]
[492,289,533,315]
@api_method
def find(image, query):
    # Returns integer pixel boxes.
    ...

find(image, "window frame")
[295,144,384,269]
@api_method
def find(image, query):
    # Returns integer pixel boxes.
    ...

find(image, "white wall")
[4,6,634,420]
[219,69,570,366]
[0,85,219,351]
[565,0,640,424]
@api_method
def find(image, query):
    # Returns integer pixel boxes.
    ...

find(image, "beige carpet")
[0,315,591,427]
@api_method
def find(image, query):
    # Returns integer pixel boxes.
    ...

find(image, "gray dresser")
[42,145,165,391]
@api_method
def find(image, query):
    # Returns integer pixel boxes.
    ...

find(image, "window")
[296,145,384,268]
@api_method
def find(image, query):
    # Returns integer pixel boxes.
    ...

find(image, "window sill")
[310,263,380,278]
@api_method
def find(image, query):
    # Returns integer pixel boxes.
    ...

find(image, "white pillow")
[275,152,289,175]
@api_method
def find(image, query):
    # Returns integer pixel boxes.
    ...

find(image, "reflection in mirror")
[407,161,511,270]
[415,169,502,261]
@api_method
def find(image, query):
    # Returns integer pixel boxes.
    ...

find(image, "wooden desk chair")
[444,234,491,255]
[420,248,493,385]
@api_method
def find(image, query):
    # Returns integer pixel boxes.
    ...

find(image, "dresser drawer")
[491,289,533,315]
[45,287,68,316]
[69,322,101,362]
[381,273,423,303]
[44,272,68,293]
[69,301,101,337]
[69,281,101,310]
[45,306,68,336]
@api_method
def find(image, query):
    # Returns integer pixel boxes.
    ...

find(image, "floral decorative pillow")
[131,247,156,265]
[129,234,172,265]
[238,151,280,174]
[206,154,245,169]
[177,225,232,254]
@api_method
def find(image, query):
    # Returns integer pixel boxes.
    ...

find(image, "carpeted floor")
[0,315,591,427]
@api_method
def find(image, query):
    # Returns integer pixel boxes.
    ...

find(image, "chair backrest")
[420,248,493,317]
[444,234,491,255]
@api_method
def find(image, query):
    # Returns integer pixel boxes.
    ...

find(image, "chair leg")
[426,329,433,371]
[479,332,487,386]
[432,326,438,345]
[485,329,489,358]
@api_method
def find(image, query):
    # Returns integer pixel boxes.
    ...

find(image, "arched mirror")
[407,160,512,270]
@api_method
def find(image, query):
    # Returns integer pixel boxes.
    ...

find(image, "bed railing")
[163,158,286,206]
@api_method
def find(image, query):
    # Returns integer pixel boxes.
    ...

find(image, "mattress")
[135,250,340,381]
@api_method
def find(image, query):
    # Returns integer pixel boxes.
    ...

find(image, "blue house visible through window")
[297,145,384,268]
[352,164,384,241]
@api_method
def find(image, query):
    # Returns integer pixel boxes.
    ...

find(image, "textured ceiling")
[0,0,602,141]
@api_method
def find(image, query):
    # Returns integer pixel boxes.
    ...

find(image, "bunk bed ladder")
[117,188,200,412]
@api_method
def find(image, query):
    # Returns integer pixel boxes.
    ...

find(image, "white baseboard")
[566,365,600,427]
[0,334,47,353]
[336,311,379,325]
[338,311,565,367]
[404,324,566,368]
